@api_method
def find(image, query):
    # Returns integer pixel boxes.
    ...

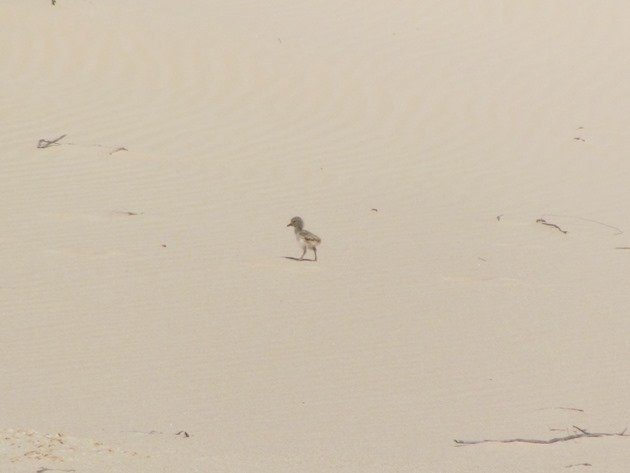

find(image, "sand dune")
[1,1,630,471]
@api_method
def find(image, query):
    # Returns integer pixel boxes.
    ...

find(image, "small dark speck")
[496,214,503,221]
[478,257,487,262]
[175,430,190,438]
[574,137,585,142]
[371,208,378,212]
[161,244,167,248]
[112,210,143,216]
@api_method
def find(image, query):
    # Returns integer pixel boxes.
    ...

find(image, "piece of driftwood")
[454,426,628,446]
[37,134,66,148]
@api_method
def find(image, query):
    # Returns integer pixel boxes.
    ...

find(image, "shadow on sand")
[283,256,317,262]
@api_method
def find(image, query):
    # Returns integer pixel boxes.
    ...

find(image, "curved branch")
[454,426,628,446]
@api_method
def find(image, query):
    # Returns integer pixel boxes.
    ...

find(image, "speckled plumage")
[287,216,321,261]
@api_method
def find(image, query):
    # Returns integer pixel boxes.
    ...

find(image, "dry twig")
[37,135,129,155]
[108,147,128,155]
[541,214,623,235]
[37,134,66,148]
[536,218,568,234]
[536,406,584,413]
[454,426,628,446]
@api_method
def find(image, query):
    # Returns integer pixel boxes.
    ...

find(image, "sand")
[1,1,630,471]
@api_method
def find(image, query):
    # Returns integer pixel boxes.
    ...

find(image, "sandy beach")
[2,1,630,471]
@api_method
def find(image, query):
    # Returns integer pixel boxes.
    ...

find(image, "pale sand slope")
[1,0,630,471]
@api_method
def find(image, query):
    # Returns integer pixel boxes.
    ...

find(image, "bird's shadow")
[283,256,317,262]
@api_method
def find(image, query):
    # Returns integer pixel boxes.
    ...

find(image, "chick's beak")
[286,222,292,227]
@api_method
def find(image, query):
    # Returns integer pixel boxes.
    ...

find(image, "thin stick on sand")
[108,147,128,155]
[536,218,568,234]
[540,214,623,235]
[37,135,129,155]
[37,134,66,148]
[454,426,628,446]
[535,406,584,413]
